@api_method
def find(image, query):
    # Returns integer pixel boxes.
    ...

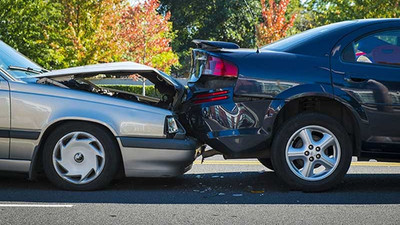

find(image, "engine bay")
[36,71,180,110]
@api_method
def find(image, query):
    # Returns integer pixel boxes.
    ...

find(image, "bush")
[99,85,161,98]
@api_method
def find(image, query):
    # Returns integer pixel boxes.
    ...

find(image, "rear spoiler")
[193,40,240,50]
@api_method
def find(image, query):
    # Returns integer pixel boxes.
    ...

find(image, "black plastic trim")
[193,40,240,49]
[0,129,40,140]
[119,137,197,150]
[0,129,9,138]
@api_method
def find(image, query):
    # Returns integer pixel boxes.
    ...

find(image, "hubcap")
[52,132,105,185]
[285,125,341,181]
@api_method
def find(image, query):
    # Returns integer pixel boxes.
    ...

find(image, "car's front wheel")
[271,113,352,192]
[43,122,120,190]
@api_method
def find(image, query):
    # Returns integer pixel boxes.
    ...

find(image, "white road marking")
[0,204,73,208]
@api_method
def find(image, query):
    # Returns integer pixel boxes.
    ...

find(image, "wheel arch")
[269,94,362,156]
[29,119,123,180]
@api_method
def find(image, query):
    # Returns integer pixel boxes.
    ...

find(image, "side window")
[342,30,400,67]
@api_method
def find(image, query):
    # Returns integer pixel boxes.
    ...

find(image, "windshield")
[262,21,354,51]
[0,41,44,78]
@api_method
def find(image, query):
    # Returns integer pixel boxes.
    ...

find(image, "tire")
[258,158,274,171]
[43,122,120,191]
[271,113,352,192]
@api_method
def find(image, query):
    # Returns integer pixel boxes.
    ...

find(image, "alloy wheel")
[285,125,341,181]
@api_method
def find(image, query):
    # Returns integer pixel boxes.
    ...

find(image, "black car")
[182,19,400,191]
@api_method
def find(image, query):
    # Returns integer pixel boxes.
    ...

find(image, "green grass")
[99,85,161,98]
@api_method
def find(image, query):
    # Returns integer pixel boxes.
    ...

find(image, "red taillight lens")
[203,56,238,77]
[193,96,229,104]
[193,90,230,104]
[195,90,229,99]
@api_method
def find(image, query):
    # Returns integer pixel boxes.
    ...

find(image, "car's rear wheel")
[258,158,274,171]
[43,122,120,190]
[271,113,352,192]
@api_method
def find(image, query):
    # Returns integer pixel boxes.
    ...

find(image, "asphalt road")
[0,156,399,225]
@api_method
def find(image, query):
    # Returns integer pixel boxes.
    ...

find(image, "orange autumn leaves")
[120,0,179,73]
[50,0,294,72]
[257,0,297,46]
[61,0,178,73]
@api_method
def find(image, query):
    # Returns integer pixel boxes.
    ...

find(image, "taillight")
[193,90,229,104]
[203,56,238,77]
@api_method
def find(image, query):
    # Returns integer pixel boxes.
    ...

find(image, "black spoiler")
[193,40,240,50]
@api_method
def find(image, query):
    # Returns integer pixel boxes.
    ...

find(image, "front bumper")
[118,137,199,177]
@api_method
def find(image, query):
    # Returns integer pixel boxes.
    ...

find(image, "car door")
[331,22,400,155]
[0,73,10,158]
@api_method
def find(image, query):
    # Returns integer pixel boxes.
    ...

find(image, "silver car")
[0,40,198,190]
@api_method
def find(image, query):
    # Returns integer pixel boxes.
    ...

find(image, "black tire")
[271,113,352,192]
[258,158,274,171]
[43,122,120,191]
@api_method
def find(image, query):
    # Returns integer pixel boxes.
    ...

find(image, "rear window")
[262,21,354,51]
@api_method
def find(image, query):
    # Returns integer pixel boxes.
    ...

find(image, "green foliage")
[99,85,161,98]
[304,0,400,28]
[57,0,127,68]
[0,0,67,69]
[2,0,399,75]
[120,0,179,74]
[0,0,177,73]
[159,0,262,76]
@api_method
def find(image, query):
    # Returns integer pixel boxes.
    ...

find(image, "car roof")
[263,19,400,57]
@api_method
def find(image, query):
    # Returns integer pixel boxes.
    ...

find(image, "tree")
[0,0,66,69]
[120,0,179,74]
[58,0,127,67]
[119,0,178,95]
[304,0,400,28]
[256,0,297,46]
[0,0,128,69]
[159,0,261,76]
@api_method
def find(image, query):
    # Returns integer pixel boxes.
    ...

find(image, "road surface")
[0,156,399,224]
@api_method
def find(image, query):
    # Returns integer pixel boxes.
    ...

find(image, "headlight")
[166,116,179,134]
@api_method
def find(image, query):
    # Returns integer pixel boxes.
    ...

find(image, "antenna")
[243,0,260,53]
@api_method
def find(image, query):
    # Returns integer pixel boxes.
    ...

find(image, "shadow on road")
[0,172,399,204]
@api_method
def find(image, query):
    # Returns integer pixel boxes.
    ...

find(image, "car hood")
[36,61,183,89]
[34,62,186,110]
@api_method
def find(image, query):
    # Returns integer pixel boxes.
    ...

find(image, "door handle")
[344,74,368,83]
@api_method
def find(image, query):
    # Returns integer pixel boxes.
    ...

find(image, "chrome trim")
[0,67,18,81]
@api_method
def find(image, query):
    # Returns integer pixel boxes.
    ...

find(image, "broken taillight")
[203,56,238,77]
